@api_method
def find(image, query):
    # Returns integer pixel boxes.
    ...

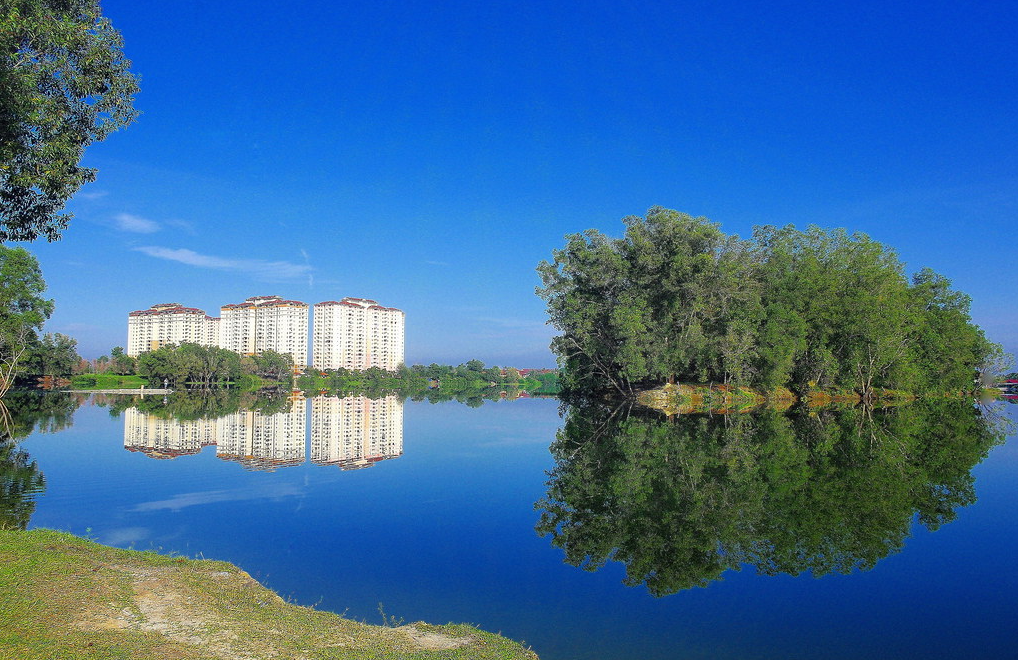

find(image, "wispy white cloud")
[114,212,161,233]
[134,246,313,282]
[165,218,197,235]
[79,190,109,200]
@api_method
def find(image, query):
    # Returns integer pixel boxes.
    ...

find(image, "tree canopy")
[1,0,139,242]
[135,343,246,389]
[537,207,999,396]
[0,245,52,396]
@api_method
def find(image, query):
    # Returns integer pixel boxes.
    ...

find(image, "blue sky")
[19,0,1018,366]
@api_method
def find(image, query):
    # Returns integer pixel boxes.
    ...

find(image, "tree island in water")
[537,207,1006,399]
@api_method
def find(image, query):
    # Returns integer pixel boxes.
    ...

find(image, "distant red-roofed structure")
[127,303,220,356]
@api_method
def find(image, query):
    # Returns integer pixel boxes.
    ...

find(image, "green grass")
[70,374,150,389]
[0,529,538,660]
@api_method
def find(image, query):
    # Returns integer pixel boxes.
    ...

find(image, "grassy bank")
[0,529,538,660]
[70,374,150,389]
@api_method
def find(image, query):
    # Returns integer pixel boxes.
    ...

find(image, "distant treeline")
[72,343,296,390]
[66,344,560,398]
[538,207,1007,397]
[298,361,559,401]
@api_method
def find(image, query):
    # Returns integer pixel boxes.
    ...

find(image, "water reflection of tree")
[0,391,80,529]
[406,388,520,407]
[1,390,79,439]
[0,436,44,529]
[536,399,1010,596]
[105,390,293,421]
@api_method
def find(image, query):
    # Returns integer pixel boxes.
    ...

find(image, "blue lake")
[8,393,1018,659]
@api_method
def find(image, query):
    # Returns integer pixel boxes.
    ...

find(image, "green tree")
[0,246,52,396]
[246,350,293,385]
[976,342,1015,387]
[1,0,140,242]
[538,208,760,394]
[20,331,80,377]
[108,346,135,375]
[135,344,180,386]
[539,210,999,396]
[907,268,987,390]
[135,343,244,389]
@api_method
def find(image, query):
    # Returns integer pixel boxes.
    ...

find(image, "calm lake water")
[6,392,1018,660]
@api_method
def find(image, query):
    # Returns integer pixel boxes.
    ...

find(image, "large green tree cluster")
[19,332,81,378]
[135,343,243,389]
[135,344,295,389]
[2,0,139,242]
[537,207,999,396]
[0,1,137,397]
[536,399,1009,596]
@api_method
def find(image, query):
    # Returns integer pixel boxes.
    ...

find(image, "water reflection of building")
[123,397,307,471]
[216,397,306,471]
[310,395,404,470]
[123,407,218,459]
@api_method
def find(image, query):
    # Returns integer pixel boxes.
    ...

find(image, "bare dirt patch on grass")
[401,626,475,650]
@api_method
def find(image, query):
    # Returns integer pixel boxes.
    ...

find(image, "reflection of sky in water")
[130,483,306,512]
[18,399,1018,660]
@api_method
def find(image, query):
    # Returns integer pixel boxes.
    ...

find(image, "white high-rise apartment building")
[219,295,309,366]
[126,303,220,357]
[312,298,405,371]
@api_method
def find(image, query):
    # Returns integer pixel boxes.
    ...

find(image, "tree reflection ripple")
[0,392,80,529]
[536,399,1011,596]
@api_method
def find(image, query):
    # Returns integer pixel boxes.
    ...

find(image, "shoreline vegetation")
[59,354,563,402]
[0,529,538,660]
[634,382,1001,415]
